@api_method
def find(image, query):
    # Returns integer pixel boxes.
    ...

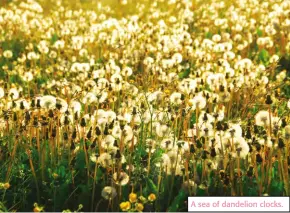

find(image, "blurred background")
[0,0,153,17]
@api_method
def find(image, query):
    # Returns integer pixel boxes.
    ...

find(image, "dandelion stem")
[27,150,40,203]
[5,136,19,182]
[268,106,272,137]
[278,149,287,195]
[147,147,152,176]
[254,154,262,196]
[185,159,191,195]
[95,198,103,212]
[196,107,199,138]
[82,127,90,179]
[91,163,98,212]
[168,150,179,206]
[219,132,224,169]
[237,156,243,196]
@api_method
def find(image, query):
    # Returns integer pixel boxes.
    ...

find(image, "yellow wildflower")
[136,203,144,212]
[129,192,137,203]
[120,201,131,211]
[148,193,156,202]
[3,182,10,190]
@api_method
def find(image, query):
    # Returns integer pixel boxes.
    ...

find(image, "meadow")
[0,0,290,212]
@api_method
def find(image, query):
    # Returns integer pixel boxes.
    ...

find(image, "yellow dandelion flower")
[120,201,131,211]
[148,193,156,202]
[3,183,10,190]
[33,203,44,212]
[136,203,144,212]
[129,192,137,203]
[52,173,59,179]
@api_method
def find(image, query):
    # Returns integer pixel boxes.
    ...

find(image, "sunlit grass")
[0,0,290,212]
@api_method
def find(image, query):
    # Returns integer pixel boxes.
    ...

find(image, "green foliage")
[10,74,24,84]
[277,101,287,116]
[50,34,59,45]
[196,184,207,196]
[205,32,213,39]
[242,176,259,196]
[77,184,91,210]
[269,180,284,196]
[0,202,8,212]
[0,0,290,212]
[75,150,86,172]
[146,178,158,195]
[258,49,269,65]
[167,189,187,212]
[282,84,290,98]
[249,104,259,115]
[178,68,190,79]
[35,76,48,87]
[0,38,27,80]
[196,162,202,179]
[189,112,196,127]
[95,167,104,182]
[256,28,263,37]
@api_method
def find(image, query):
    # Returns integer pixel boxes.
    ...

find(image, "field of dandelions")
[0,0,290,212]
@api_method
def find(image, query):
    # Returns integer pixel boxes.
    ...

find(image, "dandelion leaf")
[167,189,187,212]
[256,28,263,37]
[258,49,269,65]
[146,178,158,195]
[196,184,207,196]
[178,68,190,79]
[76,150,86,171]
[269,180,284,196]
